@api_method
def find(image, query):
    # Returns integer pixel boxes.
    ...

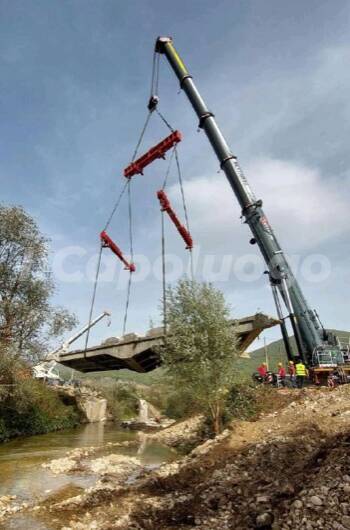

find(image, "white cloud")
[247,158,350,249]
[168,158,350,256]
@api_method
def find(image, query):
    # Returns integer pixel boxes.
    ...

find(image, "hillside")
[238,329,350,376]
[80,367,165,385]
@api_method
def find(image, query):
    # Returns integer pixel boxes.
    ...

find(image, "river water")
[0,422,176,529]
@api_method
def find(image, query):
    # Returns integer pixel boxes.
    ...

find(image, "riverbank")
[0,378,81,443]
[4,385,348,530]
[0,422,177,528]
[0,352,88,442]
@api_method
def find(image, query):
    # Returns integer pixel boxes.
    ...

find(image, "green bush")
[0,353,80,442]
[224,383,260,423]
[164,387,200,419]
[88,378,139,421]
[223,382,291,425]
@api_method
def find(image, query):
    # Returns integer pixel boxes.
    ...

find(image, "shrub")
[224,383,260,423]
[164,387,201,419]
[0,352,80,441]
[162,279,240,434]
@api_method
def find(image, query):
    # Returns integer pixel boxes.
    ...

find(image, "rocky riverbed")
[0,423,177,529]
[2,386,350,529]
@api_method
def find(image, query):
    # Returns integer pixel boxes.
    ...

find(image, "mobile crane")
[33,311,111,382]
[154,37,349,379]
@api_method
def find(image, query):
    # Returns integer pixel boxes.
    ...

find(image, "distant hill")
[80,366,166,386]
[237,329,350,376]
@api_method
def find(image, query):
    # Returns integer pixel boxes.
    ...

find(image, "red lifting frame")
[124,130,182,179]
[100,231,136,272]
[157,190,193,250]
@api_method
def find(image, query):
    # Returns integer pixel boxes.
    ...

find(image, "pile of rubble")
[126,386,350,530]
[43,442,142,478]
[146,415,204,450]
[47,386,350,530]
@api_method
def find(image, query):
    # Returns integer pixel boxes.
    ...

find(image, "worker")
[327,370,337,389]
[295,358,308,389]
[257,362,268,380]
[277,362,286,387]
[288,360,297,388]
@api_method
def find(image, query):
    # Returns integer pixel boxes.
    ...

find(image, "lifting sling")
[124,130,182,178]
[156,189,193,250]
[84,49,192,352]
[100,231,136,272]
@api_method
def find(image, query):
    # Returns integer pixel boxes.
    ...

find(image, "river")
[0,422,177,529]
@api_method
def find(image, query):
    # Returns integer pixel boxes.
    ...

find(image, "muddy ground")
[4,386,350,530]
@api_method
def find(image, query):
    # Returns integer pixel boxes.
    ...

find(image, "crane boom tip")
[155,36,173,53]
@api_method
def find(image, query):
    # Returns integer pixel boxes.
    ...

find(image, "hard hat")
[289,360,294,364]
[278,362,282,367]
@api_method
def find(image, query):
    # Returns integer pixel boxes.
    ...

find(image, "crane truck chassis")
[154,36,350,383]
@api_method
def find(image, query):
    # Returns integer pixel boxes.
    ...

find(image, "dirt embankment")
[146,415,205,451]
[11,386,350,530]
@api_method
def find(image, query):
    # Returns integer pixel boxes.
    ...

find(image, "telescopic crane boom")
[33,311,111,382]
[155,36,340,366]
[48,311,111,360]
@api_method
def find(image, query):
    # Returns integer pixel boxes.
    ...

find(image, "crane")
[47,310,111,360]
[33,311,111,382]
[154,37,346,373]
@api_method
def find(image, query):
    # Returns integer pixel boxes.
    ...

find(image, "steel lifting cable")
[121,52,179,337]
[149,59,185,215]
[151,101,195,335]
[174,147,194,279]
[122,180,134,335]
[156,105,194,280]
[159,148,176,335]
[84,50,192,350]
[103,180,129,233]
[116,46,161,282]
[120,104,162,335]
[83,245,103,357]
[83,109,154,355]
[161,207,167,336]
[155,108,175,133]
[151,54,172,336]
[161,146,176,189]
[154,108,191,237]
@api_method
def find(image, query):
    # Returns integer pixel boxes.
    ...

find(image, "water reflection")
[0,422,175,502]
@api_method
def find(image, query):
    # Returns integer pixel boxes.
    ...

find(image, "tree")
[162,278,240,435]
[0,205,77,360]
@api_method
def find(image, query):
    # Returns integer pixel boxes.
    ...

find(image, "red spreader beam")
[157,190,193,250]
[124,130,182,179]
[100,231,136,272]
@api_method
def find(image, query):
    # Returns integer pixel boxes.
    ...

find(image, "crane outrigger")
[154,37,348,379]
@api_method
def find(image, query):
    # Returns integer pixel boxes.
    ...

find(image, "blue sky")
[1,0,349,350]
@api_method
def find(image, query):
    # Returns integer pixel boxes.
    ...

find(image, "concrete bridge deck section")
[58,313,279,373]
